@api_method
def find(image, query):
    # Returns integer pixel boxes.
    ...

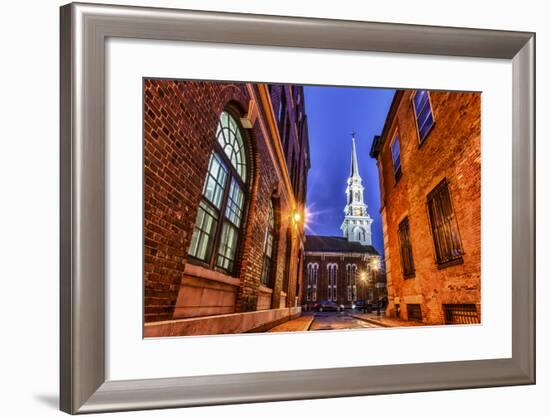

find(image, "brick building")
[370,90,481,325]
[143,79,310,336]
[303,135,384,309]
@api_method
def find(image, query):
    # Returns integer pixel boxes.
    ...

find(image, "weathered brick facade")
[370,90,481,325]
[143,79,309,330]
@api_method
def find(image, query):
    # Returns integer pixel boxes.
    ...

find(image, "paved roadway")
[309,311,382,330]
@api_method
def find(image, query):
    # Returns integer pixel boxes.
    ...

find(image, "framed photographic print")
[60,2,535,414]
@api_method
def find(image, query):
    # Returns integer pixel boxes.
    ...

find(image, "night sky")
[303,86,395,256]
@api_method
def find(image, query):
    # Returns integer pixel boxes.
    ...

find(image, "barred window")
[427,180,464,266]
[327,263,338,301]
[390,134,402,182]
[306,263,318,302]
[397,217,415,277]
[407,304,423,322]
[188,111,248,274]
[346,264,357,302]
[260,201,275,287]
[412,90,435,143]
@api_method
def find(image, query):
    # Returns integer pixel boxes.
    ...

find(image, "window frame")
[306,262,318,302]
[260,199,276,287]
[411,90,436,145]
[397,216,416,278]
[426,179,465,268]
[187,109,251,276]
[327,263,338,302]
[389,131,402,184]
[346,264,357,302]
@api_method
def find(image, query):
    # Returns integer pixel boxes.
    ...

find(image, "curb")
[347,313,393,327]
[267,315,315,332]
[304,315,314,331]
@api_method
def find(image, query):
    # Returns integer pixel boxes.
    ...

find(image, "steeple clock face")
[353,207,362,216]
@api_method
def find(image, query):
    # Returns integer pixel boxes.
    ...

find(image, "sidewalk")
[347,311,425,328]
[267,314,314,332]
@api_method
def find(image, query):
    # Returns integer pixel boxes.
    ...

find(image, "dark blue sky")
[303,86,395,256]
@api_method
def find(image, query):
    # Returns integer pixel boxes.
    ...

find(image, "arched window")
[346,264,357,302]
[306,263,318,302]
[327,263,338,302]
[261,200,275,287]
[188,110,248,273]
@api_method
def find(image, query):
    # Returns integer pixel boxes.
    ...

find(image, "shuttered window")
[398,217,415,277]
[427,180,464,266]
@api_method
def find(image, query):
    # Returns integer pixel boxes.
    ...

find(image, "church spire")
[350,131,360,178]
[341,131,373,246]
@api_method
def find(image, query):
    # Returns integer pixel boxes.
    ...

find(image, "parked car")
[352,300,373,312]
[313,300,342,312]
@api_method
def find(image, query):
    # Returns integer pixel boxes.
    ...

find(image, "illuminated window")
[306,263,318,302]
[327,263,338,301]
[346,264,357,302]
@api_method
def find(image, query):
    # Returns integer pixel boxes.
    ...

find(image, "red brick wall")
[374,91,481,324]
[143,79,307,323]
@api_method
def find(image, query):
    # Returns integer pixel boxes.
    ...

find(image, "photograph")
[142,79,481,337]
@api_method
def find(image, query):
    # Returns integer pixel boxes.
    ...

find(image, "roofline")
[370,89,404,159]
[304,251,380,257]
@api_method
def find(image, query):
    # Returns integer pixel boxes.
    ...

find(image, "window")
[397,217,415,277]
[390,134,402,182]
[407,304,423,322]
[278,92,286,133]
[260,201,275,287]
[412,90,435,143]
[346,264,357,302]
[306,263,318,302]
[327,263,338,301]
[427,180,464,266]
[188,111,248,274]
[443,304,480,324]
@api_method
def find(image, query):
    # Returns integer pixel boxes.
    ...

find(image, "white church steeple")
[340,132,373,245]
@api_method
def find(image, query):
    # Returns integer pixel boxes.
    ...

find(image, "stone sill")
[258,285,273,294]
[184,263,240,287]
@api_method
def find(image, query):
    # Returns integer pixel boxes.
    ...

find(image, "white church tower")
[340,132,373,245]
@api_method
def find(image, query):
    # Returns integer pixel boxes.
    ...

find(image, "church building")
[303,134,384,308]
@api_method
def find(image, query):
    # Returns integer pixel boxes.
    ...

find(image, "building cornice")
[305,251,379,258]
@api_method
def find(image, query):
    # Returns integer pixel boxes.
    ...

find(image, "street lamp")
[360,272,367,313]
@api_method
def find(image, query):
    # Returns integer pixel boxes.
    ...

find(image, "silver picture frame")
[60,2,535,414]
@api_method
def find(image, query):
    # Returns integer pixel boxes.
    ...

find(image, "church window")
[327,263,338,301]
[306,263,318,302]
[346,264,357,302]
